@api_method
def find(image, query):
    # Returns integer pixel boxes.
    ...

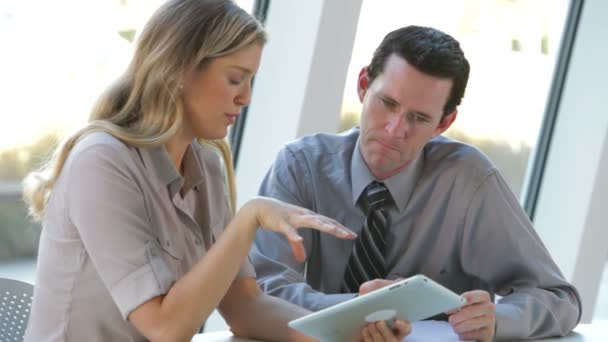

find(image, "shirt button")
[195,239,201,245]
[165,241,170,247]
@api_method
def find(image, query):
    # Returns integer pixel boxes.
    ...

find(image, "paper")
[404,321,471,342]
[192,321,472,342]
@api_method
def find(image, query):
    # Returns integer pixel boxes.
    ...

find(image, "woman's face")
[181,43,263,140]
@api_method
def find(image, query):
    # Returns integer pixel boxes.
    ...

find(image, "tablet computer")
[288,274,465,341]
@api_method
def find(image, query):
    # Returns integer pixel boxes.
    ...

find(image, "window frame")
[523,0,584,219]
[229,0,271,168]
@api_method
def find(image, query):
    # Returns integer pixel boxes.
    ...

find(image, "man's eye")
[380,98,395,108]
[415,114,429,123]
[407,112,429,123]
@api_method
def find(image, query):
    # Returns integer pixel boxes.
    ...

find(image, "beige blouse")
[24,132,254,341]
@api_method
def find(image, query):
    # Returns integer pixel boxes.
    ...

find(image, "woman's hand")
[245,196,357,262]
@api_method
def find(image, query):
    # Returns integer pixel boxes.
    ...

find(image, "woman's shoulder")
[52,131,140,200]
[71,131,129,156]
[64,131,135,176]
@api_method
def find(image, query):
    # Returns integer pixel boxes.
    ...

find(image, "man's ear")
[357,67,370,103]
[433,110,458,137]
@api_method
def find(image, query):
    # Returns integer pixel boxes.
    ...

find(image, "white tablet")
[288,274,465,341]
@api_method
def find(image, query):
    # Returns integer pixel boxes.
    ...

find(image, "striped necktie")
[342,181,392,293]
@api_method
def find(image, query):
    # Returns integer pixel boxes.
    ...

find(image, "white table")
[192,321,608,342]
[532,321,608,341]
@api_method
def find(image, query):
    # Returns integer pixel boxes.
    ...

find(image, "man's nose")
[385,113,408,137]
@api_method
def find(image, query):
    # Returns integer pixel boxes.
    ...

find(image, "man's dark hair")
[367,25,470,118]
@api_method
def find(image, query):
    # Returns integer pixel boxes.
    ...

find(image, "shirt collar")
[139,141,205,197]
[182,142,205,193]
[350,136,423,213]
[351,137,376,207]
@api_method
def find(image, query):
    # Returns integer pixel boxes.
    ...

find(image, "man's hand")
[359,278,401,295]
[447,290,495,342]
[358,279,411,341]
[361,319,411,342]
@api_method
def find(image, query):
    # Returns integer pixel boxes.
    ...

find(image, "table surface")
[192,321,608,342]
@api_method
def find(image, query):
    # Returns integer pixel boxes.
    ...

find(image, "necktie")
[342,181,391,293]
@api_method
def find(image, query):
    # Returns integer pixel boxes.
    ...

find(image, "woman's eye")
[229,79,242,85]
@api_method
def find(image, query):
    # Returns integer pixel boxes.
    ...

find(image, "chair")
[0,278,34,342]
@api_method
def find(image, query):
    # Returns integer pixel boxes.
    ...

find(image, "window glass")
[338,0,570,199]
[0,0,253,283]
[235,0,255,14]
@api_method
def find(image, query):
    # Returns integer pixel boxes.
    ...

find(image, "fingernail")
[342,229,356,237]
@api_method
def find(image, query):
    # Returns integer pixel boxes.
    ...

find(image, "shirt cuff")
[494,303,522,341]
[111,242,177,320]
[313,293,358,311]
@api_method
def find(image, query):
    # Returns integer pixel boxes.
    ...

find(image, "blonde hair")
[23,0,266,220]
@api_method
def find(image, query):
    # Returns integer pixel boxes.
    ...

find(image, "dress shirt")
[250,127,581,341]
[25,132,253,342]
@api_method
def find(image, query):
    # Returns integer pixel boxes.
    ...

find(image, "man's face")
[358,54,457,179]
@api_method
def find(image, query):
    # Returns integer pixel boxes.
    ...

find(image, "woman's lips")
[225,113,240,124]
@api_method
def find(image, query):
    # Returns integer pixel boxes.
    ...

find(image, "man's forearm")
[494,288,580,341]
[256,270,356,311]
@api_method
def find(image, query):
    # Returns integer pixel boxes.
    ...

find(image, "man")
[250,26,581,341]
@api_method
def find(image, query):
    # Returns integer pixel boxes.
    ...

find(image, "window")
[338,0,571,199]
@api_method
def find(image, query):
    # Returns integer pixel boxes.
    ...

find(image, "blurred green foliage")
[0,198,40,260]
[118,29,136,43]
[0,133,59,181]
[0,133,58,261]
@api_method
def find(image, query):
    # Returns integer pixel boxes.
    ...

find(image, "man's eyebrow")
[379,94,399,105]
[411,110,432,120]
[380,93,435,119]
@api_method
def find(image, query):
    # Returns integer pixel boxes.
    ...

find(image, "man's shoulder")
[424,135,496,177]
[284,127,359,157]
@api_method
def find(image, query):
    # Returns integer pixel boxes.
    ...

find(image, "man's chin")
[368,166,395,180]
[371,162,412,180]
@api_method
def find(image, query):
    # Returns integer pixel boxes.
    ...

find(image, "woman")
[23,1,410,341]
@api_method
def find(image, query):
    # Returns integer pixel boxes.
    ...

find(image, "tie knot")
[361,181,391,213]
